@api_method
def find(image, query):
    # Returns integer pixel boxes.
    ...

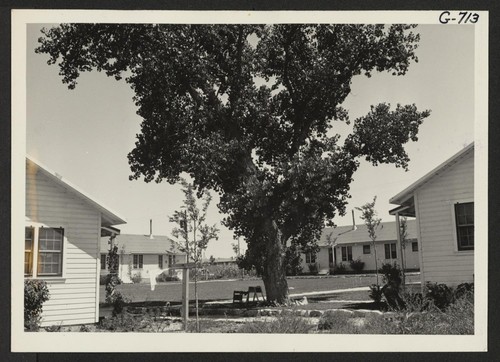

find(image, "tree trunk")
[261,220,289,304]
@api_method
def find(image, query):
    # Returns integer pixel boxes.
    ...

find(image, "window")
[363,245,371,254]
[455,202,474,251]
[412,242,419,252]
[168,254,176,266]
[25,227,34,276]
[385,243,397,259]
[328,248,334,263]
[341,246,353,262]
[101,254,107,270]
[158,255,163,268]
[305,252,316,264]
[133,254,143,269]
[37,227,64,276]
[25,226,65,278]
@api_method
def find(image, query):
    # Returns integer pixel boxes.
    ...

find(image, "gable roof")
[317,220,417,247]
[26,156,126,227]
[390,143,474,206]
[100,234,184,255]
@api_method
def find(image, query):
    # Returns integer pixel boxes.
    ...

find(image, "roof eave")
[27,156,127,226]
[389,143,474,206]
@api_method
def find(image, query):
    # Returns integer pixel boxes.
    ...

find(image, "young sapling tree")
[169,180,219,332]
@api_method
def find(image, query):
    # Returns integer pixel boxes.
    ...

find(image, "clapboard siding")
[416,152,474,285]
[26,165,100,326]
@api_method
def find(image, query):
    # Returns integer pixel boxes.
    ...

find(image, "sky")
[26,24,475,258]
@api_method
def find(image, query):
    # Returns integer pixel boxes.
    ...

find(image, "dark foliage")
[24,279,50,331]
[349,258,365,273]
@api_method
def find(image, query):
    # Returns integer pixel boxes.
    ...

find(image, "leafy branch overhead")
[37,24,430,302]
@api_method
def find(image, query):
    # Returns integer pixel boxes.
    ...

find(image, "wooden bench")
[233,286,265,304]
[233,290,249,304]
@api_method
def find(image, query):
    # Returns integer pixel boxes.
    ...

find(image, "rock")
[309,310,323,317]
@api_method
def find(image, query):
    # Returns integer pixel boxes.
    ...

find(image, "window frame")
[25,227,34,277]
[363,244,371,255]
[158,254,163,269]
[37,227,65,277]
[384,243,397,260]
[412,241,419,252]
[341,246,353,262]
[305,252,316,264]
[24,224,66,279]
[133,254,144,269]
[101,254,107,270]
[454,201,474,251]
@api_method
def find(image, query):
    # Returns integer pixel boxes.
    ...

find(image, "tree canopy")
[36,24,430,302]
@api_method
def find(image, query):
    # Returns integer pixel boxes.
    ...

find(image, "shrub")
[308,263,318,275]
[207,264,241,279]
[379,262,403,288]
[238,312,313,334]
[335,263,347,274]
[131,271,143,284]
[454,283,474,300]
[379,263,405,309]
[284,245,303,276]
[156,272,180,282]
[24,279,50,331]
[110,292,127,316]
[99,313,143,332]
[425,282,454,310]
[349,258,365,273]
[369,284,383,304]
[318,311,361,333]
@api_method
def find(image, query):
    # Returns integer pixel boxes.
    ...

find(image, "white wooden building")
[389,143,474,286]
[100,233,186,283]
[300,220,419,274]
[25,157,126,326]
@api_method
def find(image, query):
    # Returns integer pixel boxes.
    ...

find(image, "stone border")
[125,305,394,319]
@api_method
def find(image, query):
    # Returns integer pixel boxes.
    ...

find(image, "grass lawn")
[99,273,421,305]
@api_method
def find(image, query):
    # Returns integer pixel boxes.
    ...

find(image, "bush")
[24,279,50,331]
[318,311,361,333]
[206,264,241,279]
[349,258,365,273]
[379,262,402,288]
[156,272,180,282]
[131,271,143,284]
[454,282,474,300]
[379,263,405,309]
[238,312,313,333]
[369,284,383,304]
[308,263,319,275]
[335,263,347,274]
[363,290,474,335]
[99,313,143,332]
[425,282,453,310]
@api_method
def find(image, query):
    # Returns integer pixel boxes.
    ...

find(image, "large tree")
[36,24,430,303]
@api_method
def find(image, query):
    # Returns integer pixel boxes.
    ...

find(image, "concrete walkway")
[289,286,369,298]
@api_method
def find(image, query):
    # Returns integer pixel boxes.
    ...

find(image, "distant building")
[300,220,419,274]
[100,233,186,283]
[25,157,125,326]
[390,143,474,286]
